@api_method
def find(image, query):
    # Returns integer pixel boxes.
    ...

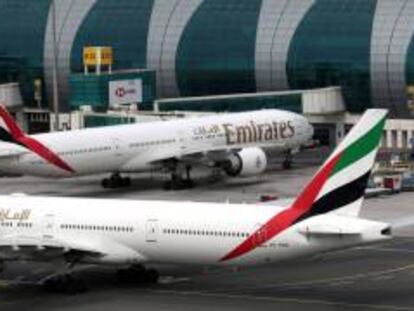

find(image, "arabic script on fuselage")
[0,209,31,222]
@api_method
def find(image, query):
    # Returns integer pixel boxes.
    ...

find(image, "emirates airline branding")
[0,208,31,222]
[222,120,295,145]
[192,120,296,146]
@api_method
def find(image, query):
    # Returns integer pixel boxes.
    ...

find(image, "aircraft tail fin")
[291,109,387,220]
[0,104,26,144]
[0,104,74,173]
[220,109,387,262]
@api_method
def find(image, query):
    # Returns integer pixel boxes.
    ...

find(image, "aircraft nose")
[301,118,314,141]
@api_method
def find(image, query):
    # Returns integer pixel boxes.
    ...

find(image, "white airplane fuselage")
[0,196,390,267]
[0,110,312,177]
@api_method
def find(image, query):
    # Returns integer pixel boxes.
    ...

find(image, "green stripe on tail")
[331,116,386,177]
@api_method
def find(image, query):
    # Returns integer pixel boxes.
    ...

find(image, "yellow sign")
[83,46,113,66]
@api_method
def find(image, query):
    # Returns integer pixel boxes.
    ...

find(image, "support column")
[397,130,403,149]
[386,130,393,149]
[335,122,345,146]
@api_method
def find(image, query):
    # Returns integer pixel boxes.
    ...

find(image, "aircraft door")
[112,138,124,157]
[42,214,55,240]
[146,219,158,243]
[178,128,188,155]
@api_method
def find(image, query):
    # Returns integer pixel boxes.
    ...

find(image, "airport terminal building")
[1,0,414,148]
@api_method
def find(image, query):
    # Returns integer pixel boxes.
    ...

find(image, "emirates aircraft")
[0,109,391,293]
[0,105,313,189]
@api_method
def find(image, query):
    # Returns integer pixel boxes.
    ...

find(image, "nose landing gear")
[282,150,293,169]
[163,161,194,190]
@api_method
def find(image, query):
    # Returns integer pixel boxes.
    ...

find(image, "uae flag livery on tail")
[0,105,74,173]
[221,109,387,262]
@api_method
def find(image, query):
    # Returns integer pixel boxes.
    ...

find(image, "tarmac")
[1,149,414,311]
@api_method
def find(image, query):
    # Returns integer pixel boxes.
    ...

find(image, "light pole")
[51,0,60,131]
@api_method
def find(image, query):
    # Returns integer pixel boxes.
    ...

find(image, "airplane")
[0,109,391,293]
[0,105,313,189]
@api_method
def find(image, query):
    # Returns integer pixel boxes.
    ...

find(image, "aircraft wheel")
[43,276,62,293]
[62,277,88,295]
[116,266,159,285]
[282,160,292,169]
[43,275,88,294]
[145,268,159,284]
[101,178,110,188]
[163,181,172,190]
[122,177,131,187]
[184,179,195,189]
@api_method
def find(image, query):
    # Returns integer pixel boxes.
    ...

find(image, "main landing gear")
[282,150,293,169]
[42,274,88,295]
[42,253,89,294]
[42,265,160,294]
[116,265,159,285]
[163,160,194,190]
[0,261,5,274]
[101,173,131,188]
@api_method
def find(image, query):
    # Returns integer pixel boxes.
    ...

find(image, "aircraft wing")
[0,235,103,261]
[149,148,242,168]
[0,234,146,264]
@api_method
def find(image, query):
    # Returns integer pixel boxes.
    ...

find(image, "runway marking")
[304,238,411,261]
[360,247,414,254]
[370,275,394,281]
[150,289,414,311]
[159,277,191,285]
[327,280,355,287]
[202,262,414,293]
[259,263,414,289]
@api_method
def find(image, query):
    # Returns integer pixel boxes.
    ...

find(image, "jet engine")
[222,147,267,177]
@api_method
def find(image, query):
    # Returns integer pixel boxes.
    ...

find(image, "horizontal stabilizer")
[297,214,367,236]
[298,225,361,236]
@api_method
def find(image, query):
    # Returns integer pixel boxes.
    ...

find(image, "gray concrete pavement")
[0,149,413,310]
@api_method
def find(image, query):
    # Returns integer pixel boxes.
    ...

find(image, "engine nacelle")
[222,147,267,177]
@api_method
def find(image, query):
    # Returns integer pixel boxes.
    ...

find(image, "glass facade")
[156,93,302,113]
[69,70,156,111]
[0,0,49,106]
[84,115,134,128]
[176,0,261,96]
[406,39,414,88]
[71,0,154,73]
[287,0,376,113]
[0,0,413,116]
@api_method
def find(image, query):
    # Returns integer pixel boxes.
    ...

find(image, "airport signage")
[109,79,143,106]
[83,46,113,66]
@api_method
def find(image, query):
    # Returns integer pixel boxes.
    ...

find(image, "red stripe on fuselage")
[18,136,74,173]
[220,153,341,262]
